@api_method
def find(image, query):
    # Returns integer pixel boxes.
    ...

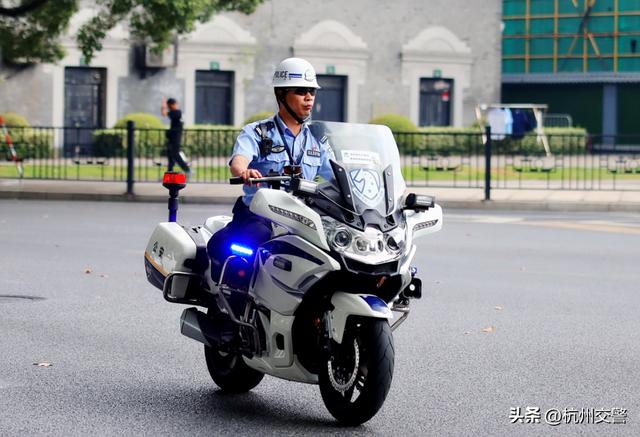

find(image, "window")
[419,78,453,127]
[503,0,640,73]
[64,67,106,156]
[529,59,554,73]
[530,0,554,15]
[195,70,234,125]
[530,38,554,55]
[503,59,526,73]
[503,0,526,15]
[312,75,347,122]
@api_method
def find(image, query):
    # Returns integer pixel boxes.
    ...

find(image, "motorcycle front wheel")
[319,318,394,425]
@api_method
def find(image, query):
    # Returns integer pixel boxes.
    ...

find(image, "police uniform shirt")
[231,114,335,205]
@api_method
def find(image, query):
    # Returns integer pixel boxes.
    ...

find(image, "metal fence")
[1,123,639,195]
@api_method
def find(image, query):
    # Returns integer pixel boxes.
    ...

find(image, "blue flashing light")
[230,243,254,257]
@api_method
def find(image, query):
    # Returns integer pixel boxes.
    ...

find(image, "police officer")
[207,57,334,281]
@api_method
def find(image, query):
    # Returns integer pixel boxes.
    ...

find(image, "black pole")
[484,126,492,201]
[126,120,135,195]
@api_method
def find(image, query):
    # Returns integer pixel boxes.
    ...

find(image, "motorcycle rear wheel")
[319,318,394,425]
[203,309,264,393]
[204,344,264,393]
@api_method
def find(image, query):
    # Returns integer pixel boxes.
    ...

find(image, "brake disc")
[327,338,360,393]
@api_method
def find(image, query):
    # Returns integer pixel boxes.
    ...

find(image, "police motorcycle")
[144,121,442,425]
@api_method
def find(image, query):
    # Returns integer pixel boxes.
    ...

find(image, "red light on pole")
[163,172,187,186]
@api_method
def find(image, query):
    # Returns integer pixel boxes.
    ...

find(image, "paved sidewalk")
[1,178,640,212]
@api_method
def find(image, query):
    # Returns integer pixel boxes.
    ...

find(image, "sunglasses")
[290,87,317,96]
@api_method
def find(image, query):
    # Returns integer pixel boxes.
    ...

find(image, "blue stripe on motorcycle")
[360,295,391,314]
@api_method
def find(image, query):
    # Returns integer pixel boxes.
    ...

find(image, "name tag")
[306,149,321,158]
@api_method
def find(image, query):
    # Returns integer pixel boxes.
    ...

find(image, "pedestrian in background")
[161,97,191,176]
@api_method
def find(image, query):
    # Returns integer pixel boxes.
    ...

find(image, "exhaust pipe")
[180,307,262,356]
[180,307,216,347]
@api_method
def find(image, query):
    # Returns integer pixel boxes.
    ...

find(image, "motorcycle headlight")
[385,235,403,254]
[354,237,369,252]
[321,216,408,263]
[333,228,352,250]
[322,217,353,251]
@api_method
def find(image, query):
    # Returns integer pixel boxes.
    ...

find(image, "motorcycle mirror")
[404,193,435,211]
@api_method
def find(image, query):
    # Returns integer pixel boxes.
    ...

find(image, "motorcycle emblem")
[349,168,384,207]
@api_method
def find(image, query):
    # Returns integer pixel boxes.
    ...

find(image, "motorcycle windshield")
[310,121,406,216]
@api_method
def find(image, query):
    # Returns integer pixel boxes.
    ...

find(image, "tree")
[0,0,77,63]
[0,0,48,16]
[0,0,264,65]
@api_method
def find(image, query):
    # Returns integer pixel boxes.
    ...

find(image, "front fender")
[329,292,392,344]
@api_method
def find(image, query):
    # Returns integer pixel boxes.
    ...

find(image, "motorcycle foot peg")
[402,277,422,299]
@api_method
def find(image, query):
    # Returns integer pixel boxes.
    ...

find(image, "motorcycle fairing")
[243,311,319,384]
[250,189,329,251]
[251,234,340,316]
[329,292,392,344]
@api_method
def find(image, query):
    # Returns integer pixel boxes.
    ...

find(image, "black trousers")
[207,197,272,281]
[166,130,190,173]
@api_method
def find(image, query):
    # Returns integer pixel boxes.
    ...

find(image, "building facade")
[502,0,640,136]
[0,0,502,131]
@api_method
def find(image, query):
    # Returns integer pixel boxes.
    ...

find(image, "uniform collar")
[275,113,308,138]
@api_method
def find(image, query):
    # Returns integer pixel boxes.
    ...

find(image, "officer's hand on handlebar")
[241,168,263,185]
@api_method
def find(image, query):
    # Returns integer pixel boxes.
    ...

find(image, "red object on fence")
[0,115,24,178]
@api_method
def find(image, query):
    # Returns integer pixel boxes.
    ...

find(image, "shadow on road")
[203,389,342,429]
[95,383,361,432]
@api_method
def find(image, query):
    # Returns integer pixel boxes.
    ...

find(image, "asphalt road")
[1,199,639,436]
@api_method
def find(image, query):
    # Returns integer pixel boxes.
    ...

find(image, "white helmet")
[272,57,320,89]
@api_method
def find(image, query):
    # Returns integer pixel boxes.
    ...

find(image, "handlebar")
[229,175,292,185]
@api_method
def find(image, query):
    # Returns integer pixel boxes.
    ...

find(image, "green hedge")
[4,128,54,159]
[0,112,30,128]
[92,125,239,158]
[89,125,588,159]
[243,111,274,125]
[369,115,418,152]
[114,113,163,129]
[394,127,588,155]
[369,114,417,132]
[91,112,164,157]
[398,127,482,155]
[93,128,164,157]
[496,127,588,155]
[182,125,238,157]
[92,130,125,157]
